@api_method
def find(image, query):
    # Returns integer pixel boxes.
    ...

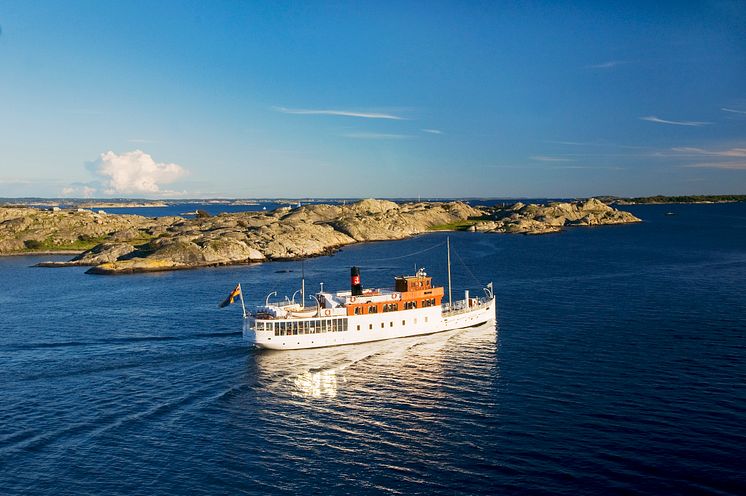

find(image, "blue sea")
[1,203,745,495]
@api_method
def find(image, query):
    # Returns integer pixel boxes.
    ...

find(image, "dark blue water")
[1,204,745,495]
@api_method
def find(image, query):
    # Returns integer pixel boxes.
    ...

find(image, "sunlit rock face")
[10,198,640,274]
[477,198,641,235]
[18,199,479,274]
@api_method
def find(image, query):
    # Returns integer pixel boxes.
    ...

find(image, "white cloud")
[530,155,573,162]
[671,146,746,157]
[721,107,746,115]
[274,106,405,120]
[87,150,188,195]
[640,115,711,126]
[341,132,413,140]
[421,128,443,134]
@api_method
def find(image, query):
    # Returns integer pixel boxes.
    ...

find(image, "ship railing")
[442,296,492,317]
[252,307,347,320]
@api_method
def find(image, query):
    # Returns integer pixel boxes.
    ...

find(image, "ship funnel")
[351,266,363,296]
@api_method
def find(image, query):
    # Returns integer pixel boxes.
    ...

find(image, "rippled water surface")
[2,203,745,495]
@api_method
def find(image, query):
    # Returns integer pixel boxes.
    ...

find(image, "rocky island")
[0,198,640,274]
[474,198,641,234]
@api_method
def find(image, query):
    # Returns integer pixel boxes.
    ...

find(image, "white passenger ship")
[241,241,496,350]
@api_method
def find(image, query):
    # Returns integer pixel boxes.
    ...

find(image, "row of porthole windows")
[255,318,349,336]
[355,316,428,331]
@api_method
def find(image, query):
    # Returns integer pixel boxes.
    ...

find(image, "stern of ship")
[242,316,257,346]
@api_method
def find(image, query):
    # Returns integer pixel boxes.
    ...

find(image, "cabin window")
[402,320,406,326]
[425,317,428,322]
[369,324,373,330]
[354,307,361,315]
[368,305,378,314]
[390,322,393,327]
[356,324,360,331]
[381,323,385,329]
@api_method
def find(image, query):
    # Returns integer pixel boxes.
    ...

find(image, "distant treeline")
[616,195,746,204]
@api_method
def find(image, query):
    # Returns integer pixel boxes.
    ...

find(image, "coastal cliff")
[0,198,640,274]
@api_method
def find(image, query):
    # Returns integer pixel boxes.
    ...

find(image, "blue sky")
[1,0,745,198]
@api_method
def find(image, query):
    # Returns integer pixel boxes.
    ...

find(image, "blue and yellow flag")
[219,284,242,308]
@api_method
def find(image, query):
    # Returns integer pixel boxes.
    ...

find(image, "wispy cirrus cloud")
[721,107,746,115]
[421,128,443,134]
[274,106,406,120]
[640,115,711,126]
[587,60,628,69]
[530,155,573,162]
[341,132,413,140]
[671,146,746,157]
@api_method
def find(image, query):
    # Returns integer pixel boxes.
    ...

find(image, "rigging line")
[361,240,447,263]
[451,241,484,287]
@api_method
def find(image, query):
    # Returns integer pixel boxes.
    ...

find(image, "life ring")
[391,293,401,301]
[349,296,357,303]
[324,309,332,317]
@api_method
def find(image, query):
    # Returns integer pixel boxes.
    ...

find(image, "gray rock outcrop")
[477,198,640,234]
[1,197,641,274]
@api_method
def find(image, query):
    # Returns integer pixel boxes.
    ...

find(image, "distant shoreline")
[605,195,746,205]
[2,194,744,209]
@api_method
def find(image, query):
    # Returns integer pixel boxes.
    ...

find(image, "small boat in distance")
[241,239,496,350]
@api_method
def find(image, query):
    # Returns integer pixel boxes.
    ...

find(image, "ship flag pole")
[447,236,452,309]
[238,283,247,319]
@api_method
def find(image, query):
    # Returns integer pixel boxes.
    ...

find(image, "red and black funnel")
[351,266,363,296]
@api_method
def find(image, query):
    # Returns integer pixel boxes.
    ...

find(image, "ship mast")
[301,259,305,308]
[447,236,452,309]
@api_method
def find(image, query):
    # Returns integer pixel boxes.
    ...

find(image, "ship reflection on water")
[251,321,498,400]
[293,368,341,398]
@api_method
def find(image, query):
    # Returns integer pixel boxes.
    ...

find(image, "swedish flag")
[219,284,242,308]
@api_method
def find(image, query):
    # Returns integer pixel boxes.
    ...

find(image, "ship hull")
[243,298,496,350]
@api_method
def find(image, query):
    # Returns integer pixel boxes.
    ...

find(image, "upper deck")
[253,268,444,320]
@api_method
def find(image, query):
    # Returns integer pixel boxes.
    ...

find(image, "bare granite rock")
[2,197,641,274]
[479,198,641,234]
